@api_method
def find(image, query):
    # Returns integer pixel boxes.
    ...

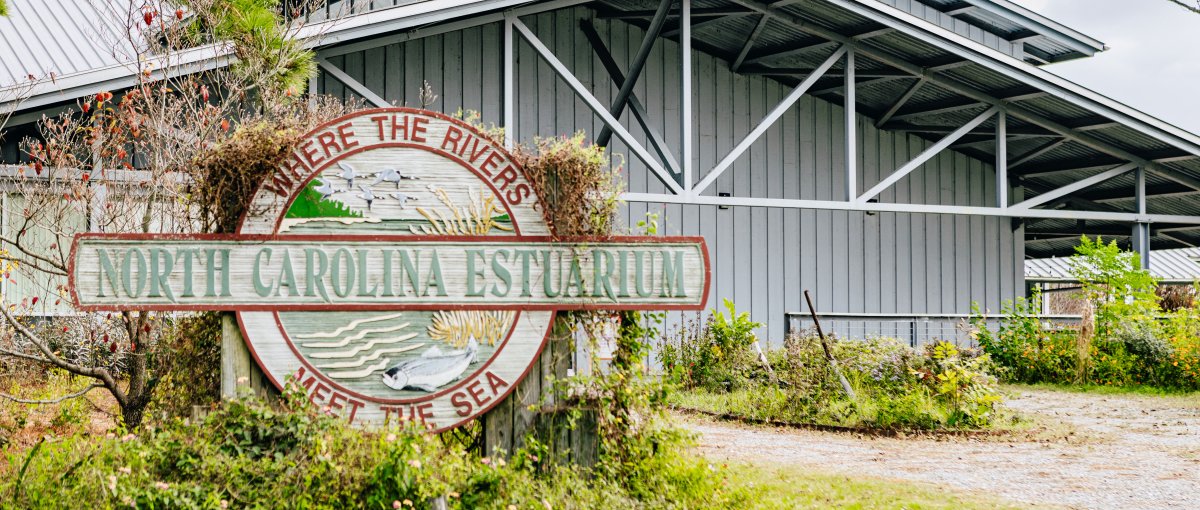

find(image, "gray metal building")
[3,0,1200,344]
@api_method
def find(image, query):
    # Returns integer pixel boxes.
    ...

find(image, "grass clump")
[661,301,1005,432]
[668,334,1005,432]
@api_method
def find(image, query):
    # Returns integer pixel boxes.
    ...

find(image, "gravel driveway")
[684,387,1200,510]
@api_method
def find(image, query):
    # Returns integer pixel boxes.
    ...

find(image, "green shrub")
[659,299,764,391]
[1,395,752,509]
[971,294,1079,384]
[703,333,1007,431]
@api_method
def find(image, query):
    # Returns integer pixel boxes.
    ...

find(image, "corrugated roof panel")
[1027,246,1200,282]
[0,0,137,88]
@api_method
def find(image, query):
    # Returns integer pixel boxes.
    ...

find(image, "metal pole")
[845,48,857,201]
[681,0,693,194]
[996,110,1008,207]
[803,290,857,399]
[503,15,515,149]
[595,0,674,147]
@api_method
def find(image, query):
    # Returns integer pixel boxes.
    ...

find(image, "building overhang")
[3,0,1199,258]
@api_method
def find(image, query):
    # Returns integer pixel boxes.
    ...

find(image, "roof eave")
[835,0,1200,157]
[964,0,1107,55]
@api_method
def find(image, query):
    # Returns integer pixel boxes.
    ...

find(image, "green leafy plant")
[1068,236,1160,338]
[659,299,764,391]
[0,393,755,509]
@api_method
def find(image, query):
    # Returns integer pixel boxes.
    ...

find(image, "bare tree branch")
[1166,0,1200,13]
[0,383,103,404]
[0,301,126,406]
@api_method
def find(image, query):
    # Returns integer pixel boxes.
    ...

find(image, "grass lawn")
[725,463,1040,509]
[1005,382,1200,399]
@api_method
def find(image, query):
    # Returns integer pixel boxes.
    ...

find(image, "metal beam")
[621,191,1200,224]
[744,40,839,66]
[595,0,674,148]
[663,12,749,38]
[1088,185,1200,204]
[694,45,848,195]
[810,76,904,96]
[889,87,1042,122]
[858,106,998,203]
[744,25,892,66]
[731,14,770,71]
[1148,167,1200,194]
[316,58,389,107]
[1160,232,1197,248]
[580,20,681,175]
[1010,163,1137,211]
[598,7,748,19]
[950,132,1050,150]
[1065,116,1120,132]
[875,77,924,128]
[509,16,683,195]
[737,66,909,78]
[1009,138,1068,169]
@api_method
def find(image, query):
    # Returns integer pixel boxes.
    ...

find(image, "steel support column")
[503,16,515,149]
[845,48,857,201]
[1133,166,1151,268]
[682,0,693,193]
[996,110,1008,207]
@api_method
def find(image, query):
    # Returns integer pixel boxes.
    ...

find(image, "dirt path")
[683,387,1200,510]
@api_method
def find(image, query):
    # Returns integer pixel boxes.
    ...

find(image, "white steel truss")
[308,0,1200,231]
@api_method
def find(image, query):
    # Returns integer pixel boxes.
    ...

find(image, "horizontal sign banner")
[69,234,710,311]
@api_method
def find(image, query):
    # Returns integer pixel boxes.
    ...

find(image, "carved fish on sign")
[382,337,478,392]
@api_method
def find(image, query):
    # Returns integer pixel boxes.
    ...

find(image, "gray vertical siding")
[315,6,1025,345]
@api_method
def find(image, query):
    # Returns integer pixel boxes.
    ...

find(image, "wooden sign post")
[68,109,710,440]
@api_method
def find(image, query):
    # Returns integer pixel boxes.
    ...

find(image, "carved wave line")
[315,344,425,370]
[296,313,407,339]
[302,323,411,348]
[308,333,420,359]
[326,358,393,380]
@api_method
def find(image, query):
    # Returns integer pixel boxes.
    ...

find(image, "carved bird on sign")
[312,178,339,200]
[372,168,419,188]
[357,185,378,210]
[337,162,362,188]
[388,192,418,209]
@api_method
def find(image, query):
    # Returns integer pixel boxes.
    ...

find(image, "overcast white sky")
[1008,0,1200,132]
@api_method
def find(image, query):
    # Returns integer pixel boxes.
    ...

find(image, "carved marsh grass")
[411,186,512,236]
[427,310,516,348]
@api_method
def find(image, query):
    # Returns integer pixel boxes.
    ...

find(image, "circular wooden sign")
[238,109,554,430]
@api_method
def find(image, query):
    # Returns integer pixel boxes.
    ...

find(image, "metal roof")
[0,0,139,88]
[2,0,1199,258]
[1026,246,1200,283]
[903,0,1106,64]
